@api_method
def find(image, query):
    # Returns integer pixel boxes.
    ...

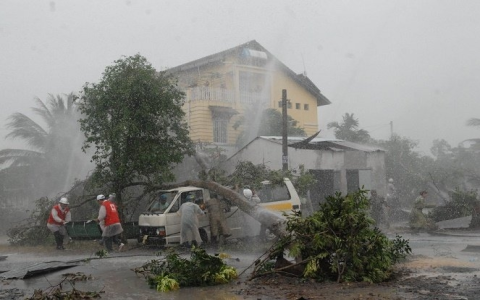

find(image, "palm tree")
[467,118,480,127]
[0,93,86,198]
[327,113,371,143]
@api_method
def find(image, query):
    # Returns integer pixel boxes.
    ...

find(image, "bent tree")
[78,54,194,214]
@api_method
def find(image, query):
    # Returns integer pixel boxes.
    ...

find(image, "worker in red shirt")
[46,197,71,250]
[95,194,124,252]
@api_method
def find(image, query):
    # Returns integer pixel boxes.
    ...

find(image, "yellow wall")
[271,71,319,136]
[176,52,321,145]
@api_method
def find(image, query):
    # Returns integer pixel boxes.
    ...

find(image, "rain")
[2,1,480,299]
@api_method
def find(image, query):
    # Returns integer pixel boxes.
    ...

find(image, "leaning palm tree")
[0,93,86,197]
[467,118,480,127]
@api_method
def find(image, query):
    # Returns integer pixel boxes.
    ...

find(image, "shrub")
[265,190,411,283]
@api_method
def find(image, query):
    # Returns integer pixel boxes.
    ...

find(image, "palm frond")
[49,94,69,117]
[0,148,44,165]
[5,113,48,150]
[466,118,480,127]
[66,93,77,111]
[32,96,54,128]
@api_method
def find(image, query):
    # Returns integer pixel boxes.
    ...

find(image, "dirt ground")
[2,230,480,300]
[233,256,479,300]
[230,229,480,300]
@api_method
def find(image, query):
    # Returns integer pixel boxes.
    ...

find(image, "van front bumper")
[138,226,167,245]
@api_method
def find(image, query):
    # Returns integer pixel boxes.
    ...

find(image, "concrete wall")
[223,138,387,197]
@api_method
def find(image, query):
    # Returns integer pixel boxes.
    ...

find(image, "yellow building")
[168,40,330,150]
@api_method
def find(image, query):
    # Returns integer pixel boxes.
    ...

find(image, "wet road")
[2,227,480,300]
[0,241,260,300]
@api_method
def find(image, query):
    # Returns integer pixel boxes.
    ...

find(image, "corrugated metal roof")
[258,136,385,152]
[226,135,384,161]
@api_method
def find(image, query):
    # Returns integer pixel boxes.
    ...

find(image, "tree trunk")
[166,180,289,239]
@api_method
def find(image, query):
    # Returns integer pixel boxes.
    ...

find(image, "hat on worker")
[59,197,69,205]
[243,188,253,198]
[96,194,106,201]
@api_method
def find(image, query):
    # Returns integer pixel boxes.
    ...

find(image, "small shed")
[222,136,386,210]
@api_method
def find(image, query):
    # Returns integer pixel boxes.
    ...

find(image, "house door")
[308,169,338,210]
[346,169,372,195]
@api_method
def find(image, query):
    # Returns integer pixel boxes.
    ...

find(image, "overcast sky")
[1,0,479,155]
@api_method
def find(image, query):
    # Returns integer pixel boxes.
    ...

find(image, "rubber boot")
[104,237,113,252]
[218,235,225,246]
[210,235,218,245]
[54,231,64,250]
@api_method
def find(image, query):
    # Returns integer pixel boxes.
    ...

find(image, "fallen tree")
[251,190,412,283]
[164,179,289,239]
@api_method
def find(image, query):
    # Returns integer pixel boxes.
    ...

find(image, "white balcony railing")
[186,87,270,105]
[188,87,235,102]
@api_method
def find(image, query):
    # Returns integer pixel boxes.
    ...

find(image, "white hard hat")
[243,188,253,198]
[59,197,69,205]
[96,194,106,201]
[389,178,394,183]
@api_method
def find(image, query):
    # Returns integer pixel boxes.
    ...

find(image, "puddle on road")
[1,253,252,300]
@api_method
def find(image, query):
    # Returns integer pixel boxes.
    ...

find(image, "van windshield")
[257,182,291,203]
[146,191,177,214]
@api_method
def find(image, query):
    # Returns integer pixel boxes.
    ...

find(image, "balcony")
[187,87,234,103]
[186,87,269,105]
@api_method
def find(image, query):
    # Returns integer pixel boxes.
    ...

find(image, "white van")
[138,178,301,246]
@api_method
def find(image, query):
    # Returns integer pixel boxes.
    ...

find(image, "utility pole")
[282,89,288,171]
[390,121,393,139]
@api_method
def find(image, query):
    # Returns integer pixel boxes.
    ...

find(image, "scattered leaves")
[134,247,237,292]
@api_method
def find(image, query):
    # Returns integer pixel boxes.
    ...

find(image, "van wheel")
[199,228,208,243]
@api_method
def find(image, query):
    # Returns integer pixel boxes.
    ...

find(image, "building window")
[304,104,309,110]
[295,103,300,109]
[278,101,282,108]
[287,101,292,109]
[213,119,228,143]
